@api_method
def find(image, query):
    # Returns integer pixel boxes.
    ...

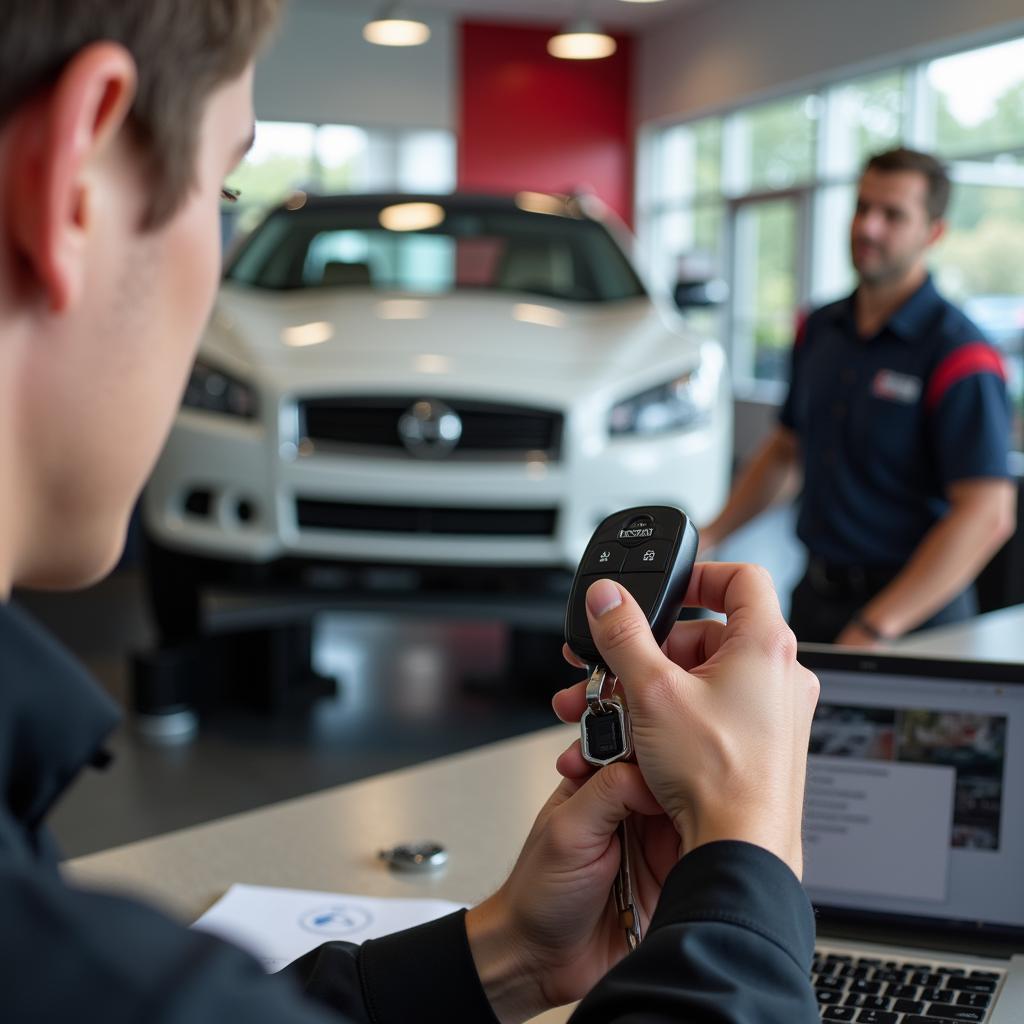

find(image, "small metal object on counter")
[378,841,448,873]
[134,707,199,746]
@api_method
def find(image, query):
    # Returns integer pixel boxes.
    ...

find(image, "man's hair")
[863,147,952,222]
[0,1,282,228]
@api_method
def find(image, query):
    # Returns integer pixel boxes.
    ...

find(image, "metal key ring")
[586,665,617,713]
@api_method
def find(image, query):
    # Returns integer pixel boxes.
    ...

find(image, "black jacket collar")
[0,601,120,831]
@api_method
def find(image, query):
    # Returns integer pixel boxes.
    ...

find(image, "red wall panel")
[458,21,634,226]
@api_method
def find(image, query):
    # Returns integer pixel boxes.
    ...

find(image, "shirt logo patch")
[871,369,922,404]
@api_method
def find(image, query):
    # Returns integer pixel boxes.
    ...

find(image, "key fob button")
[617,572,664,617]
[580,542,628,574]
[622,539,673,573]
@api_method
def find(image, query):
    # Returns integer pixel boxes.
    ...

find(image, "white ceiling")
[335,0,706,31]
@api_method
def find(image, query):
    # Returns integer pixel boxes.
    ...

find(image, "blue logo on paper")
[299,905,373,937]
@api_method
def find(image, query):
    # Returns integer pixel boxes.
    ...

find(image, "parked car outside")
[143,192,732,639]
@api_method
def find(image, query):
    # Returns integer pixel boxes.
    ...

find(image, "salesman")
[700,147,1016,645]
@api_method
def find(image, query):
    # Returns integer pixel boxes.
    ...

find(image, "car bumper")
[143,395,731,571]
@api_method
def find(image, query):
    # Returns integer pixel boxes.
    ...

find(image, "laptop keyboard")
[813,947,1005,1022]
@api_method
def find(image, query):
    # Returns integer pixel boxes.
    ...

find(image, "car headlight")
[608,364,716,437]
[182,358,257,418]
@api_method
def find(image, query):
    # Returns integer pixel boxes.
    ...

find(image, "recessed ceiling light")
[547,19,617,60]
[363,11,430,47]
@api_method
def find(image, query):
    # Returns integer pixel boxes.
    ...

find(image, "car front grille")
[296,499,558,537]
[297,396,563,460]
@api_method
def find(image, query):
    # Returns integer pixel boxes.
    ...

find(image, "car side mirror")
[673,278,729,310]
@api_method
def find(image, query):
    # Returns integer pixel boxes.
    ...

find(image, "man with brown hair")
[701,147,1016,645]
[0,3,820,1022]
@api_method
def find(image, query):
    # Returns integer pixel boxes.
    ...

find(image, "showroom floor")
[17,507,800,860]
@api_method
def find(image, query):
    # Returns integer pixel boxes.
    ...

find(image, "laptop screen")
[798,648,1024,939]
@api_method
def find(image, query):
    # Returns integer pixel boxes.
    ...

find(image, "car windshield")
[226,199,646,304]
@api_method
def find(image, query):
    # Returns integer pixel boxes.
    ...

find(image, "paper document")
[193,883,467,972]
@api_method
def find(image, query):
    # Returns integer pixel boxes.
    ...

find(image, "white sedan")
[143,192,731,637]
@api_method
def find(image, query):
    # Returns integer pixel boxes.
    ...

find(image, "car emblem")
[398,399,463,458]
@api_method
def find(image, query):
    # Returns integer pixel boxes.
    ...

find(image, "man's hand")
[835,619,882,647]
[843,478,1016,638]
[464,767,679,1024]
[555,562,819,877]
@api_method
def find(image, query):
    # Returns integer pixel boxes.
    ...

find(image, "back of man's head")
[0,0,281,228]
[863,147,951,222]
[0,1,281,595]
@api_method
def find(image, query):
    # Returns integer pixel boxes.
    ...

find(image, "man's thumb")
[586,580,671,701]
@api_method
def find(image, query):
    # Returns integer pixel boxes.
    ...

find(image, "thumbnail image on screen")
[810,704,1007,850]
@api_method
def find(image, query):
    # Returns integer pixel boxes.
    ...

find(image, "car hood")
[205,285,707,402]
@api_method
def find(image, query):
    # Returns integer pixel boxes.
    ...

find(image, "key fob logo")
[618,515,654,541]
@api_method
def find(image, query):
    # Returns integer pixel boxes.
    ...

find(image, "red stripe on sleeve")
[926,342,1006,411]
[793,308,809,349]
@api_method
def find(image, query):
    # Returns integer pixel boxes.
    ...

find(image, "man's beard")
[852,242,914,286]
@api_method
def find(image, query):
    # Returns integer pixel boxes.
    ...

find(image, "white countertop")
[68,724,579,1024]
[887,603,1024,661]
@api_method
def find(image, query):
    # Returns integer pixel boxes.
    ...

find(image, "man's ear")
[6,43,137,313]
[927,216,947,249]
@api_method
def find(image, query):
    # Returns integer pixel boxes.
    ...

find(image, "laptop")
[797,646,1024,1023]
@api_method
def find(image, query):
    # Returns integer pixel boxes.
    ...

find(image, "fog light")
[236,499,257,524]
[184,489,213,518]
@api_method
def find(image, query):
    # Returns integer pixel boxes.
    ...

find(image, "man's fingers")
[558,763,662,842]
[552,679,588,724]
[561,643,588,670]
[555,739,593,780]
[683,562,788,644]
[584,580,675,699]
[662,618,728,670]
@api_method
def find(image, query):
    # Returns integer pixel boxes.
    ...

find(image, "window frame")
[636,29,1024,410]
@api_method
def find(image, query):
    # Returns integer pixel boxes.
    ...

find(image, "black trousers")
[788,558,978,644]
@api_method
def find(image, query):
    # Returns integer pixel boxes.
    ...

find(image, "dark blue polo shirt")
[779,274,1011,567]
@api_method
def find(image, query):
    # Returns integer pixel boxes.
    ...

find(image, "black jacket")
[1,601,819,1023]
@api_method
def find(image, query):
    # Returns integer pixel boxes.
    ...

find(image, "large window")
[638,33,1024,440]
[222,121,456,239]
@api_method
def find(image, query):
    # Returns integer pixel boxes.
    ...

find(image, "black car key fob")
[565,506,699,953]
[564,505,699,667]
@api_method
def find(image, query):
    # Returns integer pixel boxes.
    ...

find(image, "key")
[579,668,642,952]
[613,816,641,953]
[916,1007,986,1022]
[956,992,992,1008]
[565,506,699,670]
[946,978,997,994]
[565,507,699,954]
[853,1011,897,1023]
